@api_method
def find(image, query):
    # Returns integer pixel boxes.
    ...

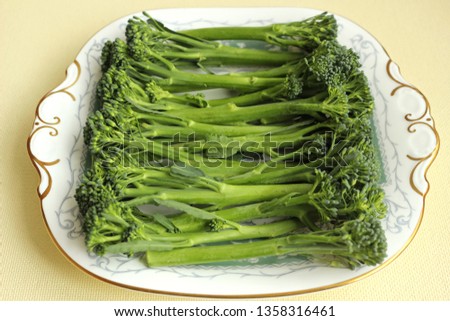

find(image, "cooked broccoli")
[145,216,387,269]
[125,14,304,67]
[75,161,314,254]
[75,11,387,269]
[100,36,361,102]
[106,218,303,255]
[76,156,384,255]
[181,12,337,51]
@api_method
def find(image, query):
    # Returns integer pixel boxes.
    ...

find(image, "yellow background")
[1,0,449,300]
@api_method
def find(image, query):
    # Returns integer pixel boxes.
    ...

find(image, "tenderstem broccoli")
[101,36,360,99]
[180,12,337,51]
[145,216,387,268]
[75,11,387,269]
[125,14,305,67]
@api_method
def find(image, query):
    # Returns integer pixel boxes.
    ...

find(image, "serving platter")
[27,7,439,298]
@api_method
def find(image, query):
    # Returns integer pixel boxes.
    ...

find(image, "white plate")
[27,7,439,298]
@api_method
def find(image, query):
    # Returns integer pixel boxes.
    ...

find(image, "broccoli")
[77,161,313,211]
[97,38,369,125]
[125,14,305,67]
[76,157,383,255]
[106,218,303,255]
[75,11,388,269]
[225,115,381,185]
[144,216,387,269]
[96,69,303,138]
[75,161,313,254]
[181,12,337,51]
[166,199,317,233]
[101,38,287,93]
[83,108,263,179]
[100,36,361,102]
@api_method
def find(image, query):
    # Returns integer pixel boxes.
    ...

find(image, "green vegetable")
[126,13,305,67]
[145,216,387,268]
[180,12,337,51]
[75,11,387,269]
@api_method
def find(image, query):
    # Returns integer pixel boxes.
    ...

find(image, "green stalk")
[227,168,317,185]
[179,219,300,245]
[207,77,328,108]
[231,60,304,78]
[145,216,387,268]
[122,183,312,209]
[126,69,209,93]
[180,12,337,50]
[178,121,329,156]
[137,139,259,178]
[106,218,302,255]
[208,83,287,107]
[139,122,280,139]
[130,60,283,91]
[182,25,284,42]
[128,98,189,111]
[145,232,349,267]
[131,14,304,66]
[167,96,339,124]
[161,219,299,247]
[226,159,322,185]
[132,82,325,112]
[137,113,287,137]
[97,136,257,179]
[170,203,313,232]
[159,47,302,66]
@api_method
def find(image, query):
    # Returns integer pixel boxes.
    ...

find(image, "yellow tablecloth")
[1,0,449,300]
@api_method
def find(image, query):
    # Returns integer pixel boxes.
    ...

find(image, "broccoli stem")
[155,47,302,66]
[122,182,312,209]
[143,233,334,267]
[128,14,305,67]
[167,97,343,124]
[232,60,304,78]
[170,203,313,232]
[142,139,261,178]
[130,60,284,91]
[92,135,258,179]
[209,87,329,109]
[136,113,288,137]
[145,217,386,267]
[127,84,326,116]
[177,121,330,156]
[145,236,280,266]
[226,167,317,185]
[181,27,306,47]
[170,219,300,246]
[180,25,287,41]
[180,13,337,50]
[157,124,273,139]
[108,218,301,255]
[189,24,283,42]
[208,84,287,106]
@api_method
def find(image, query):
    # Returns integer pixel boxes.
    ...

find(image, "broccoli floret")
[305,40,361,87]
[207,218,226,232]
[100,39,130,72]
